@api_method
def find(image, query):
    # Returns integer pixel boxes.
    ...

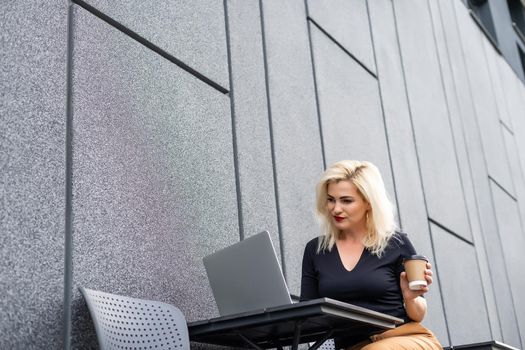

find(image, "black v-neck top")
[300,232,417,345]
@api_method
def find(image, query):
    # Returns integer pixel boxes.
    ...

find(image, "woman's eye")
[327,198,335,203]
[343,199,353,204]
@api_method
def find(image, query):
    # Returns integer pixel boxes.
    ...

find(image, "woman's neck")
[339,227,368,243]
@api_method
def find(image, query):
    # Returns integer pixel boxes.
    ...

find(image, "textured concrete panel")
[393,0,471,241]
[491,181,525,347]
[226,0,279,253]
[453,0,514,197]
[306,0,376,73]
[71,7,238,348]
[438,0,502,339]
[0,1,66,349]
[310,25,394,198]
[260,0,324,294]
[82,0,229,88]
[453,2,522,345]
[368,0,448,344]
[432,224,491,345]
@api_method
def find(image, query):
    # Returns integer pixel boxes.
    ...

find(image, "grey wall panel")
[483,40,513,131]
[454,1,515,197]
[430,1,500,342]
[499,60,525,167]
[439,0,502,339]
[491,181,525,348]
[260,0,324,294]
[81,0,229,88]
[70,7,238,348]
[431,224,492,345]
[367,0,448,344]
[453,4,522,344]
[393,0,471,241]
[502,128,525,255]
[226,0,280,251]
[310,25,394,198]
[494,56,517,131]
[306,0,376,73]
[0,1,67,349]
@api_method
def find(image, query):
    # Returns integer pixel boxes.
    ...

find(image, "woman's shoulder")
[304,236,324,253]
[386,231,417,256]
[305,236,321,247]
[387,231,412,248]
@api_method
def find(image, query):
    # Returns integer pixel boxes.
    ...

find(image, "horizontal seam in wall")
[500,120,514,135]
[488,175,517,201]
[307,16,377,79]
[71,0,229,95]
[428,217,475,246]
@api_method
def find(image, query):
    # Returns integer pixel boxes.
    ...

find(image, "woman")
[300,160,442,350]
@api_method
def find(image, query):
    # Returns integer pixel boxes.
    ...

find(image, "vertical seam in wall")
[304,0,326,170]
[500,127,525,240]
[63,2,74,349]
[427,0,474,251]
[258,0,286,278]
[365,0,402,230]
[506,127,525,241]
[483,39,518,198]
[450,0,505,341]
[482,37,524,348]
[487,179,524,348]
[391,0,452,345]
[223,0,244,241]
[432,0,496,340]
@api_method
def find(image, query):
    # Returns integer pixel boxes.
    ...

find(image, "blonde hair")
[316,160,397,257]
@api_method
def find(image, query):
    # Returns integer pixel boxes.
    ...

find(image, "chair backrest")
[319,339,336,350]
[79,287,189,350]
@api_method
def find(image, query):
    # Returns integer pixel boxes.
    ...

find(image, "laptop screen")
[203,231,293,316]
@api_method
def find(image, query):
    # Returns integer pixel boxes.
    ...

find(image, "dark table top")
[188,298,404,349]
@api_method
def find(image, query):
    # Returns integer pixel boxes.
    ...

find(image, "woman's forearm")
[404,296,427,322]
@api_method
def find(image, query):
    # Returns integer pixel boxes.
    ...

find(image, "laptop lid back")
[203,231,292,316]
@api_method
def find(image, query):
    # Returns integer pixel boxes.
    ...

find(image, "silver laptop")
[203,231,293,316]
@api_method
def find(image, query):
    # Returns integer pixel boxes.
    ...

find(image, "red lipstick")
[334,216,344,222]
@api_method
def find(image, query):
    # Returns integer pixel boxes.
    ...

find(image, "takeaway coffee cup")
[404,255,428,291]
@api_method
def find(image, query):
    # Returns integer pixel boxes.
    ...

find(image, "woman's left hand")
[400,262,433,301]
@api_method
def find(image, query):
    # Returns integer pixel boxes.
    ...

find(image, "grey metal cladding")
[310,24,394,198]
[260,0,324,294]
[368,0,448,344]
[306,0,376,74]
[440,0,503,339]
[70,6,238,347]
[455,0,515,197]
[226,0,280,250]
[490,181,525,346]
[431,223,492,345]
[393,0,471,241]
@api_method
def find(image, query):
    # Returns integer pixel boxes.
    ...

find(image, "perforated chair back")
[310,338,337,350]
[79,287,189,350]
[319,339,336,350]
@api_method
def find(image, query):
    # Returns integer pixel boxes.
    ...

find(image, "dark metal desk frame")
[188,298,403,350]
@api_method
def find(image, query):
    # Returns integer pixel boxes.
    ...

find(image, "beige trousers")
[346,322,443,350]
